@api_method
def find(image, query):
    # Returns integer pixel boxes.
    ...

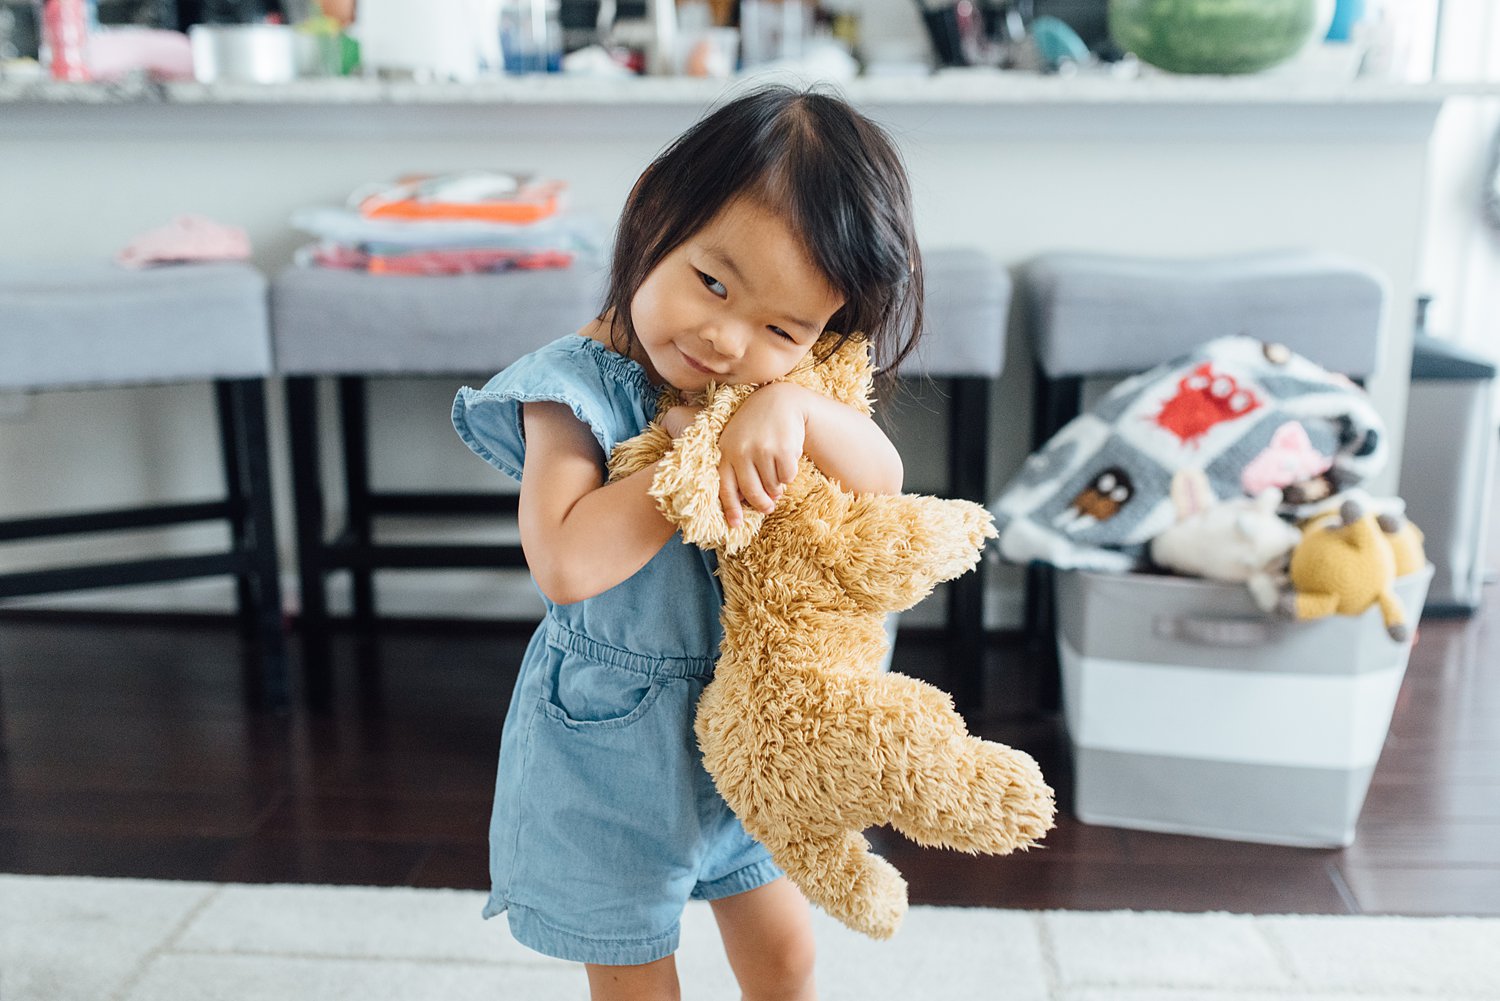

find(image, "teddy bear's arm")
[828,494,997,613]
[649,384,764,551]
[606,423,674,482]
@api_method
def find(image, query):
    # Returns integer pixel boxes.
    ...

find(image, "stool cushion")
[272,248,1009,380]
[897,248,1009,379]
[271,266,608,377]
[0,262,272,392]
[1021,251,1387,379]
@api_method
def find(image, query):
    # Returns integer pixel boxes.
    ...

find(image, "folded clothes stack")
[291,170,605,275]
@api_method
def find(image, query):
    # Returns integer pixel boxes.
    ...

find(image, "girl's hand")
[659,403,704,439]
[718,383,809,528]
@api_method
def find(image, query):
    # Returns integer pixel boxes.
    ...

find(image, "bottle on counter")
[500,0,562,73]
[41,0,95,81]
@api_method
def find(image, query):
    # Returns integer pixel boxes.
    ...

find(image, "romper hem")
[691,856,784,902]
[501,900,681,966]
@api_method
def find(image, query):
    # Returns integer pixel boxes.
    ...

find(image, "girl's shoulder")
[452,333,657,482]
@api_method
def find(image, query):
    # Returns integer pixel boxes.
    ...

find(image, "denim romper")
[451,334,782,966]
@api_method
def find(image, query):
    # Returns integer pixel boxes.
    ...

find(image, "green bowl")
[1108,0,1321,75]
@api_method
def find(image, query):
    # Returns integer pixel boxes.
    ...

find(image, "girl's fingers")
[774,454,798,488]
[737,457,778,514]
[754,456,785,508]
[719,463,744,528]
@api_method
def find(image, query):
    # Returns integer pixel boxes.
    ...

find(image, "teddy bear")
[1249,498,1423,642]
[607,333,1056,940]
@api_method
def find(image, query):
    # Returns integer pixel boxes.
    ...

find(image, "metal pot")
[189,23,325,83]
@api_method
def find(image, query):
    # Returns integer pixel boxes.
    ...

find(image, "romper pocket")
[539,652,663,729]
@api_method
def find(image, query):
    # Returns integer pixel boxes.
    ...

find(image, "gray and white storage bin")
[1399,333,1496,616]
[1055,564,1432,847]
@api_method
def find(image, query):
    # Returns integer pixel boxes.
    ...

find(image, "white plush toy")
[1149,468,1301,585]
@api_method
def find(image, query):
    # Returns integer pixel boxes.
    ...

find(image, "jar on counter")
[500,0,561,73]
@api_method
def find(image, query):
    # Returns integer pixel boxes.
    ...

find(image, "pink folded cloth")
[116,214,252,269]
[88,27,195,82]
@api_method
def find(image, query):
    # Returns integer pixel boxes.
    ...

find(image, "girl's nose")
[702,322,746,360]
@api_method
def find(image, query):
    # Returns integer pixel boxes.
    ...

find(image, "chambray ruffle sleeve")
[452,334,657,483]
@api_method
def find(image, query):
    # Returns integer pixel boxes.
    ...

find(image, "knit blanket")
[991,335,1387,571]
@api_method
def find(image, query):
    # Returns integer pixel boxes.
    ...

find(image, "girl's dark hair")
[602,85,924,377]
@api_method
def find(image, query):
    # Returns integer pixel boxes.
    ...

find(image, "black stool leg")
[215,381,257,638]
[225,378,290,710]
[288,376,332,710]
[338,377,376,632]
[947,376,990,715]
[1024,368,1083,713]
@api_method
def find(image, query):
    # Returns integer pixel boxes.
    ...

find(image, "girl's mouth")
[680,348,720,376]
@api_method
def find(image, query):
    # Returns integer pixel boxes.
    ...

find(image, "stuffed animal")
[1257,499,1416,642]
[607,334,1055,940]
[1378,511,1427,578]
[1149,468,1301,584]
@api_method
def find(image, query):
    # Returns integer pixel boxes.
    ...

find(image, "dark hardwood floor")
[1,568,1497,917]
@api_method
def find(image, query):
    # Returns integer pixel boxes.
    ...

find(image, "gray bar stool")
[1017,249,1389,708]
[0,262,288,708]
[272,249,1008,712]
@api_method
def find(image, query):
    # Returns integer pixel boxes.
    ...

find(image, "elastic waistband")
[543,618,717,679]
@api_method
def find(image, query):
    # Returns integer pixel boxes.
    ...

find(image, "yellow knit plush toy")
[608,333,1055,940]
[1377,511,1427,579]
[1278,500,1422,642]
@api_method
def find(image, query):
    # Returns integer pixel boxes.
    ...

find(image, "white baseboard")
[0,571,1028,631]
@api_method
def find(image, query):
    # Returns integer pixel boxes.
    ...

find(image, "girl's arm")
[517,401,677,605]
[716,382,903,528]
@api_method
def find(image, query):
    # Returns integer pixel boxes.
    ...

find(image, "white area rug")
[4,874,1499,1001]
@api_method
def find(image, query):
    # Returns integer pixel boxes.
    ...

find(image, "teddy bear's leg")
[888,736,1055,856]
[764,831,908,940]
[1293,591,1340,621]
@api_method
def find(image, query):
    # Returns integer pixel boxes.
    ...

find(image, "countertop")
[2,71,1494,107]
[6,70,1492,140]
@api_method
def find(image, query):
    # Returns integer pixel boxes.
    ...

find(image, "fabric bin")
[1054,564,1433,847]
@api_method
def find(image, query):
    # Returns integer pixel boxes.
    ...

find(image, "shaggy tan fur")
[608,334,1055,940]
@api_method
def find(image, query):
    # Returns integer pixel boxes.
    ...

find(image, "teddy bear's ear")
[783,334,876,414]
[649,383,764,553]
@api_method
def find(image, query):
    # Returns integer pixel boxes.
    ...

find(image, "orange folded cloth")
[356,172,564,225]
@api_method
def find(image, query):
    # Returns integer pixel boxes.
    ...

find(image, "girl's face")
[628,196,845,393]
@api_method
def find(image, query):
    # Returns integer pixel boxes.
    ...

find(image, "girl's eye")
[769,326,795,342]
[698,271,727,297]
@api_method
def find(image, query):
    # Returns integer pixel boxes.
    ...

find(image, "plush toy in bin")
[1148,468,1301,585]
[1250,499,1426,642]
[607,334,1056,940]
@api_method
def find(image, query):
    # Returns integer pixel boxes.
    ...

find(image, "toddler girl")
[453,84,924,1001]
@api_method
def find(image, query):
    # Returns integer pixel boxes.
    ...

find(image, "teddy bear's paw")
[890,741,1056,855]
[815,850,908,941]
[831,853,907,940]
